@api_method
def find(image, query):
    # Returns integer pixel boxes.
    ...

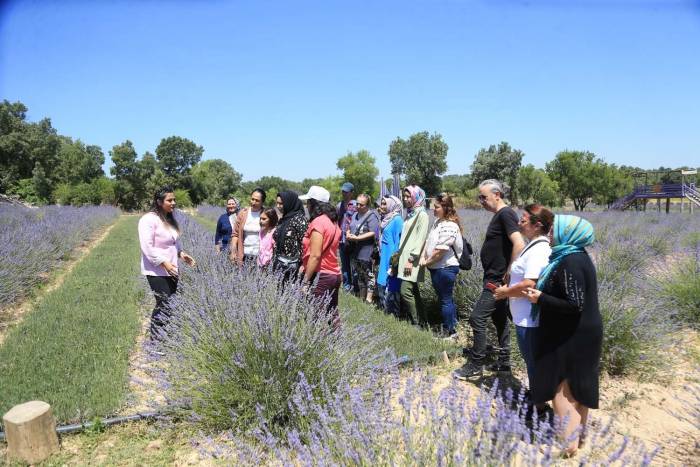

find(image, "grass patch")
[0,216,143,423]
[2,421,190,467]
[660,258,700,328]
[192,212,217,231]
[340,292,460,363]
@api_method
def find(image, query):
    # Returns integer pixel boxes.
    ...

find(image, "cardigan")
[215,212,233,247]
[396,209,429,283]
[138,212,182,276]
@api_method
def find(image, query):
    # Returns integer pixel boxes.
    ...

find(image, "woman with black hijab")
[272,190,308,281]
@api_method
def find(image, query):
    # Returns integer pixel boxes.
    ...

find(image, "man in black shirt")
[455,179,524,379]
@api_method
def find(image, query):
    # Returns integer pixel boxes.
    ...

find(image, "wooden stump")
[2,401,59,464]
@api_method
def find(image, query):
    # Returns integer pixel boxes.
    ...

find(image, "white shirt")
[243,209,261,256]
[508,235,551,327]
[424,219,462,269]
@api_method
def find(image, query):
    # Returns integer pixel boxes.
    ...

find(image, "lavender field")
[153,209,698,464]
[1,206,697,464]
[0,204,120,308]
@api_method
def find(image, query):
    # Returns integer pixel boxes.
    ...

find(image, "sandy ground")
[115,309,699,465]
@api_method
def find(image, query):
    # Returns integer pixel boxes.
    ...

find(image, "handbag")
[346,211,376,258]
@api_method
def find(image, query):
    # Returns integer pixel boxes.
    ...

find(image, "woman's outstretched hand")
[180,252,196,267]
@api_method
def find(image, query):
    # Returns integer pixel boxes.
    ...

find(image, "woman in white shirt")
[230,188,265,264]
[494,204,553,388]
[419,193,463,338]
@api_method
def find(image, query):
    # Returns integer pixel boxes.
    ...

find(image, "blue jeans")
[339,243,353,288]
[377,283,401,317]
[515,325,538,386]
[429,266,460,334]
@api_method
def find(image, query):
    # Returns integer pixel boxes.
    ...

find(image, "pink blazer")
[138,212,182,276]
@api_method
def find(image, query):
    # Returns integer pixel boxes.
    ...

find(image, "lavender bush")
[197,370,657,465]
[0,204,120,307]
[155,214,394,433]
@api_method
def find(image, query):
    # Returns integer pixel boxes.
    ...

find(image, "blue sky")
[1,0,699,182]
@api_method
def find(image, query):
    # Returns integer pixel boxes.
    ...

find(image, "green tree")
[593,163,634,208]
[55,137,105,185]
[110,141,150,210]
[336,149,379,197]
[190,159,243,204]
[301,175,344,203]
[546,150,601,211]
[517,164,561,207]
[0,101,61,202]
[470,142,523,203]
[388,131,448,196]
[155,136,204,186]
[442,174,472,196]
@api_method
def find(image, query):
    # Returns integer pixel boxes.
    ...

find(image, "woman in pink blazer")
[138,186,196,340]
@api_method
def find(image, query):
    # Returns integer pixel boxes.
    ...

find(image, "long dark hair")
[435,193,462,232]
[261,208,279,232]
[152,185,179,232]
[307,198,339,223]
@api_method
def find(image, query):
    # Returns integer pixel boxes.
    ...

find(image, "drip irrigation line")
[0,411,160,442]
[0,352,461,442]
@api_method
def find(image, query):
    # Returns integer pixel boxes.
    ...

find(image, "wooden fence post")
[2,401,60,464]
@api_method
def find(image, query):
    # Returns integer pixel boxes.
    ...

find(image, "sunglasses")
[357,203,367,207]
[477,195,487,201]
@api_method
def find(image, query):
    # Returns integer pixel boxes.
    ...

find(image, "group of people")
[139,178,602,457]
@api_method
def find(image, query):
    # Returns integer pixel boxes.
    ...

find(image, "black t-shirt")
[480,207,519,285]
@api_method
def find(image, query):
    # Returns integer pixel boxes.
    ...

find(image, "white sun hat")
[299,185,331,203]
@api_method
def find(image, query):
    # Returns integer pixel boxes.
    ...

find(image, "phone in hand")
[486,282,498,291]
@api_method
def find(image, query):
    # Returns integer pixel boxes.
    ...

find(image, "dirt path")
[120,296,167,415]
[0,219,120,346]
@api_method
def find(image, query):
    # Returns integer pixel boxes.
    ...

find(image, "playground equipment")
[610,169,699,213]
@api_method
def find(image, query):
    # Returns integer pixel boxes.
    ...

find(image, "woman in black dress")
[272,191,308,281]
[525,214,600,456]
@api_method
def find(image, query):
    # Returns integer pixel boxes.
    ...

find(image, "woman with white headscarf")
[376,195,403,315]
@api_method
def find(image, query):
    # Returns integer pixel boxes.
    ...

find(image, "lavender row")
[0,204,120,307]
[195,204,222,224]
[157,213,660,464]
[152,213,393,433]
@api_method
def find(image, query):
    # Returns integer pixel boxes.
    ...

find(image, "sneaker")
[453,360,485,380]
[441,333,458,342]
[487,363,512,374]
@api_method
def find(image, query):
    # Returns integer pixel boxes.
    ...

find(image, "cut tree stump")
[2,401,60,464]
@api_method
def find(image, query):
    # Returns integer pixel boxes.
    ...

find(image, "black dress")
[531,252,603,409]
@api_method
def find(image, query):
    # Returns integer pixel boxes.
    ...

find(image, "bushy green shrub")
[156,215,392,434]
[660,258,700,328]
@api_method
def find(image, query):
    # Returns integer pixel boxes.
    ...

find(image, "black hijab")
[274,191,305,243]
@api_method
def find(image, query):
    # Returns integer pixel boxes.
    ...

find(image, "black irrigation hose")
[0,353,461,442]
[0,411,160,442]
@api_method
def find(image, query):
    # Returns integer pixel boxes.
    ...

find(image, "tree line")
[1,100,697,210]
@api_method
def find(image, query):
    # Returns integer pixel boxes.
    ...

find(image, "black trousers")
[146,275,178,340]
[468,288,511,365]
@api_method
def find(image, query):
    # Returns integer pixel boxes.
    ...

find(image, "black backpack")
[452,237,473,271]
